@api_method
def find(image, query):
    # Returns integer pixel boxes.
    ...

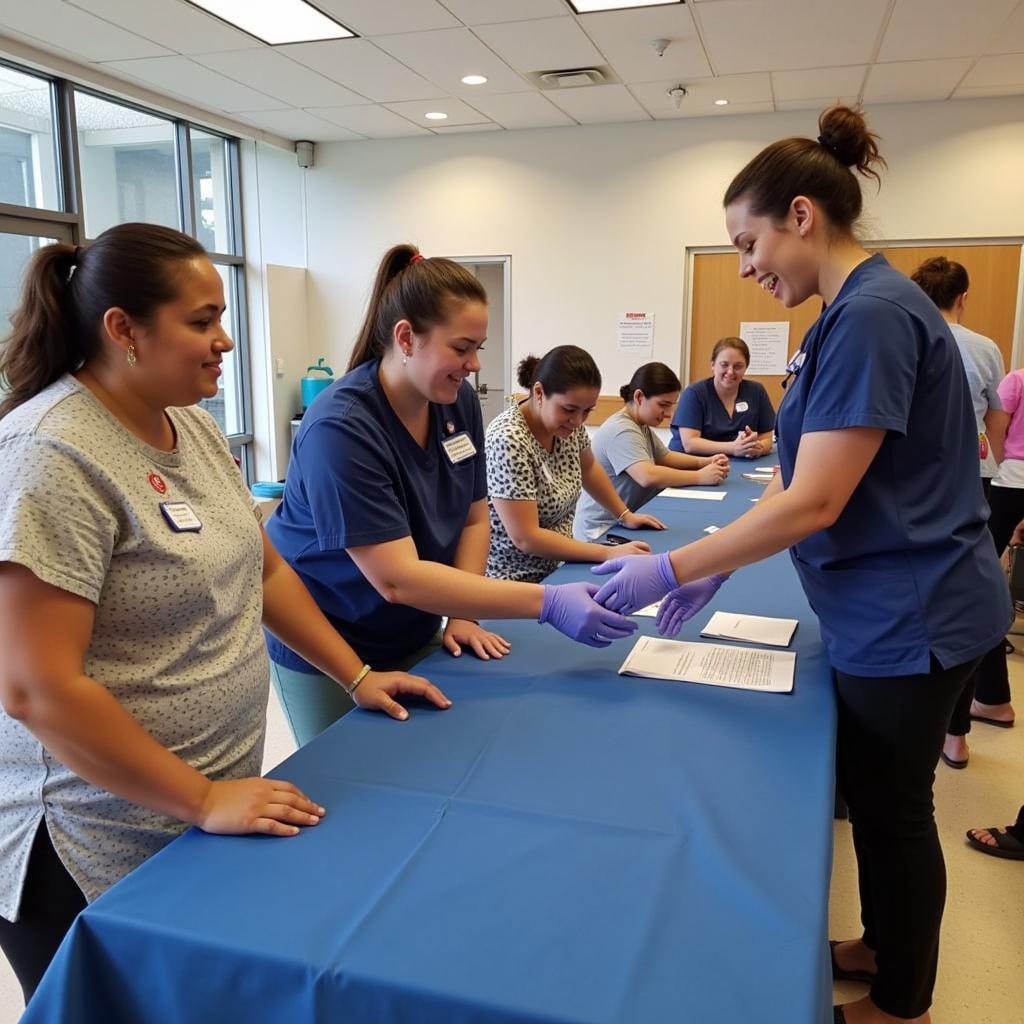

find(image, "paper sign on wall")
[739,321,789,375]
[618,311,654,353]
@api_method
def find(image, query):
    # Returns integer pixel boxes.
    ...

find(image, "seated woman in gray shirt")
[0,225,447,1005]
[575,363,729,541]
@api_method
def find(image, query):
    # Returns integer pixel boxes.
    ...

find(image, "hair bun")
[817,106,885,183]
[517,355,540,389]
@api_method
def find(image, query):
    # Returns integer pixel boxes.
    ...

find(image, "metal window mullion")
[230,261,253,440]
[54,79,85,241]
[175,122,195,237]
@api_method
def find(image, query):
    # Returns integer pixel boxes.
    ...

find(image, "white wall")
[301,97,1024,398]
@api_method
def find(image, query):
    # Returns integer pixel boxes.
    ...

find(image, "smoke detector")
[651,38,670,57]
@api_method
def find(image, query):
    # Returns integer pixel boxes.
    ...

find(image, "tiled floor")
[2,658,1021,1022]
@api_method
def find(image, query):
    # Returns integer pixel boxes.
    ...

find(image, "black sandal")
[965,826,1024,860]
[833,1007,846,1023]
[829,941,876,983]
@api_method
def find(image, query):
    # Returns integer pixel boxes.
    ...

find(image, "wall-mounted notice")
[618,311,654,353]
[739,321,789,375]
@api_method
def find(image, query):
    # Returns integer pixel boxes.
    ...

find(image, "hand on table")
[352,670,452,721]
[655,575,730,636]
[539,581,638,647]
[591,550,678,615]
[600,540,652,560]
[697,459,729,485]
[443,618,511,660]
[732,428,761,459]
[620,510,667,530]
[196,778,325,837]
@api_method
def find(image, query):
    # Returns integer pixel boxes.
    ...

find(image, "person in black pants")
[589,104,1012,1023]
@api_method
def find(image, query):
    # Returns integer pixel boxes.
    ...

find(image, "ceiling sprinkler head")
[651,38,670,58]
[667,85,687,110]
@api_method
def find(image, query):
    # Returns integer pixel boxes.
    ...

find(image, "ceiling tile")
[473,17,606,73]
[650,100,775,119]
[575,5,712,83]
[194,49,367,107]
[771,65,866,102]
[986,3,1024,54]
[696,0,890,74]
[102,56,289,111]
[2,0,171,61]
[306,104,432,137]
[313,0,460,36]
[544,83,650,123]
[236,108,364,141]
[957,53,1024,89]
[67,0,261,55]
[431,122,504,133]
[276,40,445,102]
[878,0,1019,62]
[775,97,851,112]
[862,58,973,102]
[464,91,576,128]
[631,73,771,116]
[383,97,493,127]
[373,28,530,94]
[441,0,567,24]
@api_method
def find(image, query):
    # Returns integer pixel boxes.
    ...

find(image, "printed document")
[700,611,798,647]
[661,488,727,501]
[618,635,795,693]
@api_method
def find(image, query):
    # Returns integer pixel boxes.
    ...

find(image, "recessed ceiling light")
[714,98,729,106]
[185,0,355,45]
[567,0,684,12]
[461,74,488,86]
[425,112,449,120]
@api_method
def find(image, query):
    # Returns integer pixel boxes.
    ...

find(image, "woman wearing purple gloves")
[593,106,1009,1024]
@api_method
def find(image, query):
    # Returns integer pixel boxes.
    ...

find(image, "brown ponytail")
[347,244,487,372]
[723,105,886,234]
[0,223,205,418]
[910,257,969,312]
[619,362,681,403]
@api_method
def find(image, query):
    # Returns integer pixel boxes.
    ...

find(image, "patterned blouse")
[484,401,590,582]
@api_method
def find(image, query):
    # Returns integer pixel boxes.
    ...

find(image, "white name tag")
[442,431,477,464]
[160,501,202,532]
[735,401,749,413]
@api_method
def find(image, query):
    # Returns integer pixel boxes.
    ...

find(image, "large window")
[0,60,252,476]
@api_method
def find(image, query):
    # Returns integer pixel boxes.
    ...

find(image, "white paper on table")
[635,601,662,617]
[742,473,772,484]
[618,635,795,694]
[700,611,798,648]
[661,488,728,501]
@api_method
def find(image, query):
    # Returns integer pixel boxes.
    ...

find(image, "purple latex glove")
[655,574,730,636]
[539,582,639,648]
[590,551,678,614]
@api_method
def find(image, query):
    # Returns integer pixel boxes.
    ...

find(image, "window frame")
[0,60,254,473]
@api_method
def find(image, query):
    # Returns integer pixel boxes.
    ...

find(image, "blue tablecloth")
[24,459,836,1024]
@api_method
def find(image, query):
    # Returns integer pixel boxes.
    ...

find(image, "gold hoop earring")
[126,345,137,368]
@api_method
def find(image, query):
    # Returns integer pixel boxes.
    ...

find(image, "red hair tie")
[409,253,425,265]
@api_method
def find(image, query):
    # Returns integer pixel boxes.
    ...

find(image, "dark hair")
[723,105,886,234]
[710,337,750,365]
[517,345,601,395]
[347,244,487,371]
[0,223,206,418]
[910,256,969,312]
[619,362,681,403]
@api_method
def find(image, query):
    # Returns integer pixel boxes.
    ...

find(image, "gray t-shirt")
[949,323,1004,478]
[574,407,668,541]
[485,402,590,583]
[0,376,267,919]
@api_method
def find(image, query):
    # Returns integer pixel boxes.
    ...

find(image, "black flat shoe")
[829,941,876,984]
[833,1006,846,1023]
[940,750,968,769]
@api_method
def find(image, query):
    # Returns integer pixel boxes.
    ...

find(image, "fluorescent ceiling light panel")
[186,0,355,45]
[462,75,488,85]
[425,111,449,120]
[567,1,685,12]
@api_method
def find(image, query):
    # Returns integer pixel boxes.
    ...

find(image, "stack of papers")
[618,635,795,693]
[661,488,727,501]
[700,611,798,647]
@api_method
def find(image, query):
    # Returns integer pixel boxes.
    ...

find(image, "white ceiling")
[0,0,1021,142]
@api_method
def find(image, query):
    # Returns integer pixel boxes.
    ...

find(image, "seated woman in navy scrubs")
[266,245,636,745]
[591,107,1010,1024]
[670,337,775,458]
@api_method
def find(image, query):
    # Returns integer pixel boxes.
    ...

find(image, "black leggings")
[0,823,86,1006]
[836,656,980,1019]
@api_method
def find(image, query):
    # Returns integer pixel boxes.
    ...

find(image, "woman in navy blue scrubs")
[266,246,635,746]
[590,107,1010,1024]
[669,336,775,458]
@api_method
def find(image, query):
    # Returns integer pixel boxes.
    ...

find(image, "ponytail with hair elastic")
[347,245,487,372]
[619,362,681,404]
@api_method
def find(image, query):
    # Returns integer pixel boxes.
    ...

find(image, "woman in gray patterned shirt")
[0,224,448,1004]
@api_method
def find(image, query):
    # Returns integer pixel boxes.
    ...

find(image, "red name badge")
[148,473,167,495]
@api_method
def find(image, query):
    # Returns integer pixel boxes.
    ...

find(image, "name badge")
[160,501,202,532]
[735,401,749,413]
[442,431,477,464]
